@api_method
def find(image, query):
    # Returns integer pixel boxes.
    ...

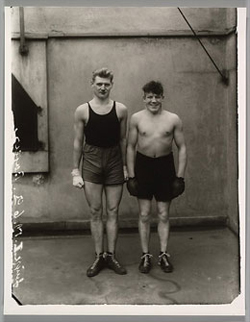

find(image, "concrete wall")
[11,7,235,37]
[11,8,238,232]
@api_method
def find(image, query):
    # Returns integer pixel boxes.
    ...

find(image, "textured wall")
[11,7,235,37]
[11,8,238,232]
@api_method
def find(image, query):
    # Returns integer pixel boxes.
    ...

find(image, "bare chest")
[138,121,173,139]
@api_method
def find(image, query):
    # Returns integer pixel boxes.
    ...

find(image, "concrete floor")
[13,226,240,306]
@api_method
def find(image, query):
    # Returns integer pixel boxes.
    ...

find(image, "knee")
[139,210,151,224]
[90,205,102,221]
[106,205,119,220]
[158,210,169,223]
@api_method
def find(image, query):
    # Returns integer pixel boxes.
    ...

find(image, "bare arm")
[173,117,187,178]
[127,115,138,178]
[118,104,128,167]
[73,106,85,170]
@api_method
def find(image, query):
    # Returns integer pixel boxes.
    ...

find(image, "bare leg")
[84,182,104,255]
[157,201,171,252]
[104,184,123,253]
[156,201,173,272]
[138,199,152,253]
[104,184,126,274]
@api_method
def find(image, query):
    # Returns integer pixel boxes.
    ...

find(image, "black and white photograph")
[3,4,247,318]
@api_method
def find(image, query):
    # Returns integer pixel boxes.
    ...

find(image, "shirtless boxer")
[127,81,187,273]
[72,68,128,277]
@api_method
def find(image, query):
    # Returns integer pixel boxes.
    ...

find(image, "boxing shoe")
[172,177,185,198]
[139,253,153,274]
[158,252,173,273]
[126,177,139,196]
[105,252,127,275]
[86,252,106,277]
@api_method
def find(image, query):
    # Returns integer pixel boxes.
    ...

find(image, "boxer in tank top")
[72,68,128,277]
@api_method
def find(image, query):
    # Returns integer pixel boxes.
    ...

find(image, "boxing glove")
[71,169,84,189]
[172,177,185,199]
[126,177,139,197]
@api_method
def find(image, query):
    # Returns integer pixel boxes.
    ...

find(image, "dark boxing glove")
[172,177,185,199]
[126,177,139,197]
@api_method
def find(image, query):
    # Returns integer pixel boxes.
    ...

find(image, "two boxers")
[73,73,187,276]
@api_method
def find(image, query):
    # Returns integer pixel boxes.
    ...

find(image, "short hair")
[142,81,164,96]
[91,67,114,83]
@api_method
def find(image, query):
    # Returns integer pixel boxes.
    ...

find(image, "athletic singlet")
[84,101,120,147]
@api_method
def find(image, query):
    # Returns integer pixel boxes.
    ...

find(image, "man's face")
[92,76,113,99]
[143,92,164,114]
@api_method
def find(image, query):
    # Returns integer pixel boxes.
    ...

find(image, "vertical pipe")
[19,7,29,55]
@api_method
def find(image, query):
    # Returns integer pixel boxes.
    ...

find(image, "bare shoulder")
[130,110,144,124]
[115,101,128,116]
[165,110,182,125]
[74,103,88,120]
[132,110,146,119]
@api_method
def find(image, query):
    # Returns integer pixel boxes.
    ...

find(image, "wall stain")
[32,174,45,186]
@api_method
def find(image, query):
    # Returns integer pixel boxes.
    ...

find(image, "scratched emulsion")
[12,132,25,293]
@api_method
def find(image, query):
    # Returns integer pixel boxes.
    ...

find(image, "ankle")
[159,251,169,255]
[141,253,152,259]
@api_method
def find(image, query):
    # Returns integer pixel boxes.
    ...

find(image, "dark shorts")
[82,144,124,185]
[135,152,176,202]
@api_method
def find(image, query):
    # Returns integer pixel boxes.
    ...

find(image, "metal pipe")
[19,7,29,55]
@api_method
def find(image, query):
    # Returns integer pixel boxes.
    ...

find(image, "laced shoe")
[139,253,153,274]
[105,253,127,275]
[86,253,106,277]
[158,252,173,273]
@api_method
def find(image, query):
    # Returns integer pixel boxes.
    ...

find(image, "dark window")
[12,74,41,152]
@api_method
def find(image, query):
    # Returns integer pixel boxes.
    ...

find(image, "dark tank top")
[85,101,120,147]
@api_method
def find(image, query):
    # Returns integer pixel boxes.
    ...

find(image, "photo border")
[1,0,249,321]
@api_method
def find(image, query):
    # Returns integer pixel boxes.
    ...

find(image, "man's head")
[91,67,114,100]
[91,67,114,84]
[142,81,164,114]
[142,81,164,97]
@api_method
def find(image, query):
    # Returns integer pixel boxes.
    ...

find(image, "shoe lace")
[141,253,153,265]
[158,252,170,259]
[158,252,171,265]
[90,254,103,269]
[112,258,121,268]
[106,253,121,268]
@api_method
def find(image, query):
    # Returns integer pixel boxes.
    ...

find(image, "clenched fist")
[71,169,84,189]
